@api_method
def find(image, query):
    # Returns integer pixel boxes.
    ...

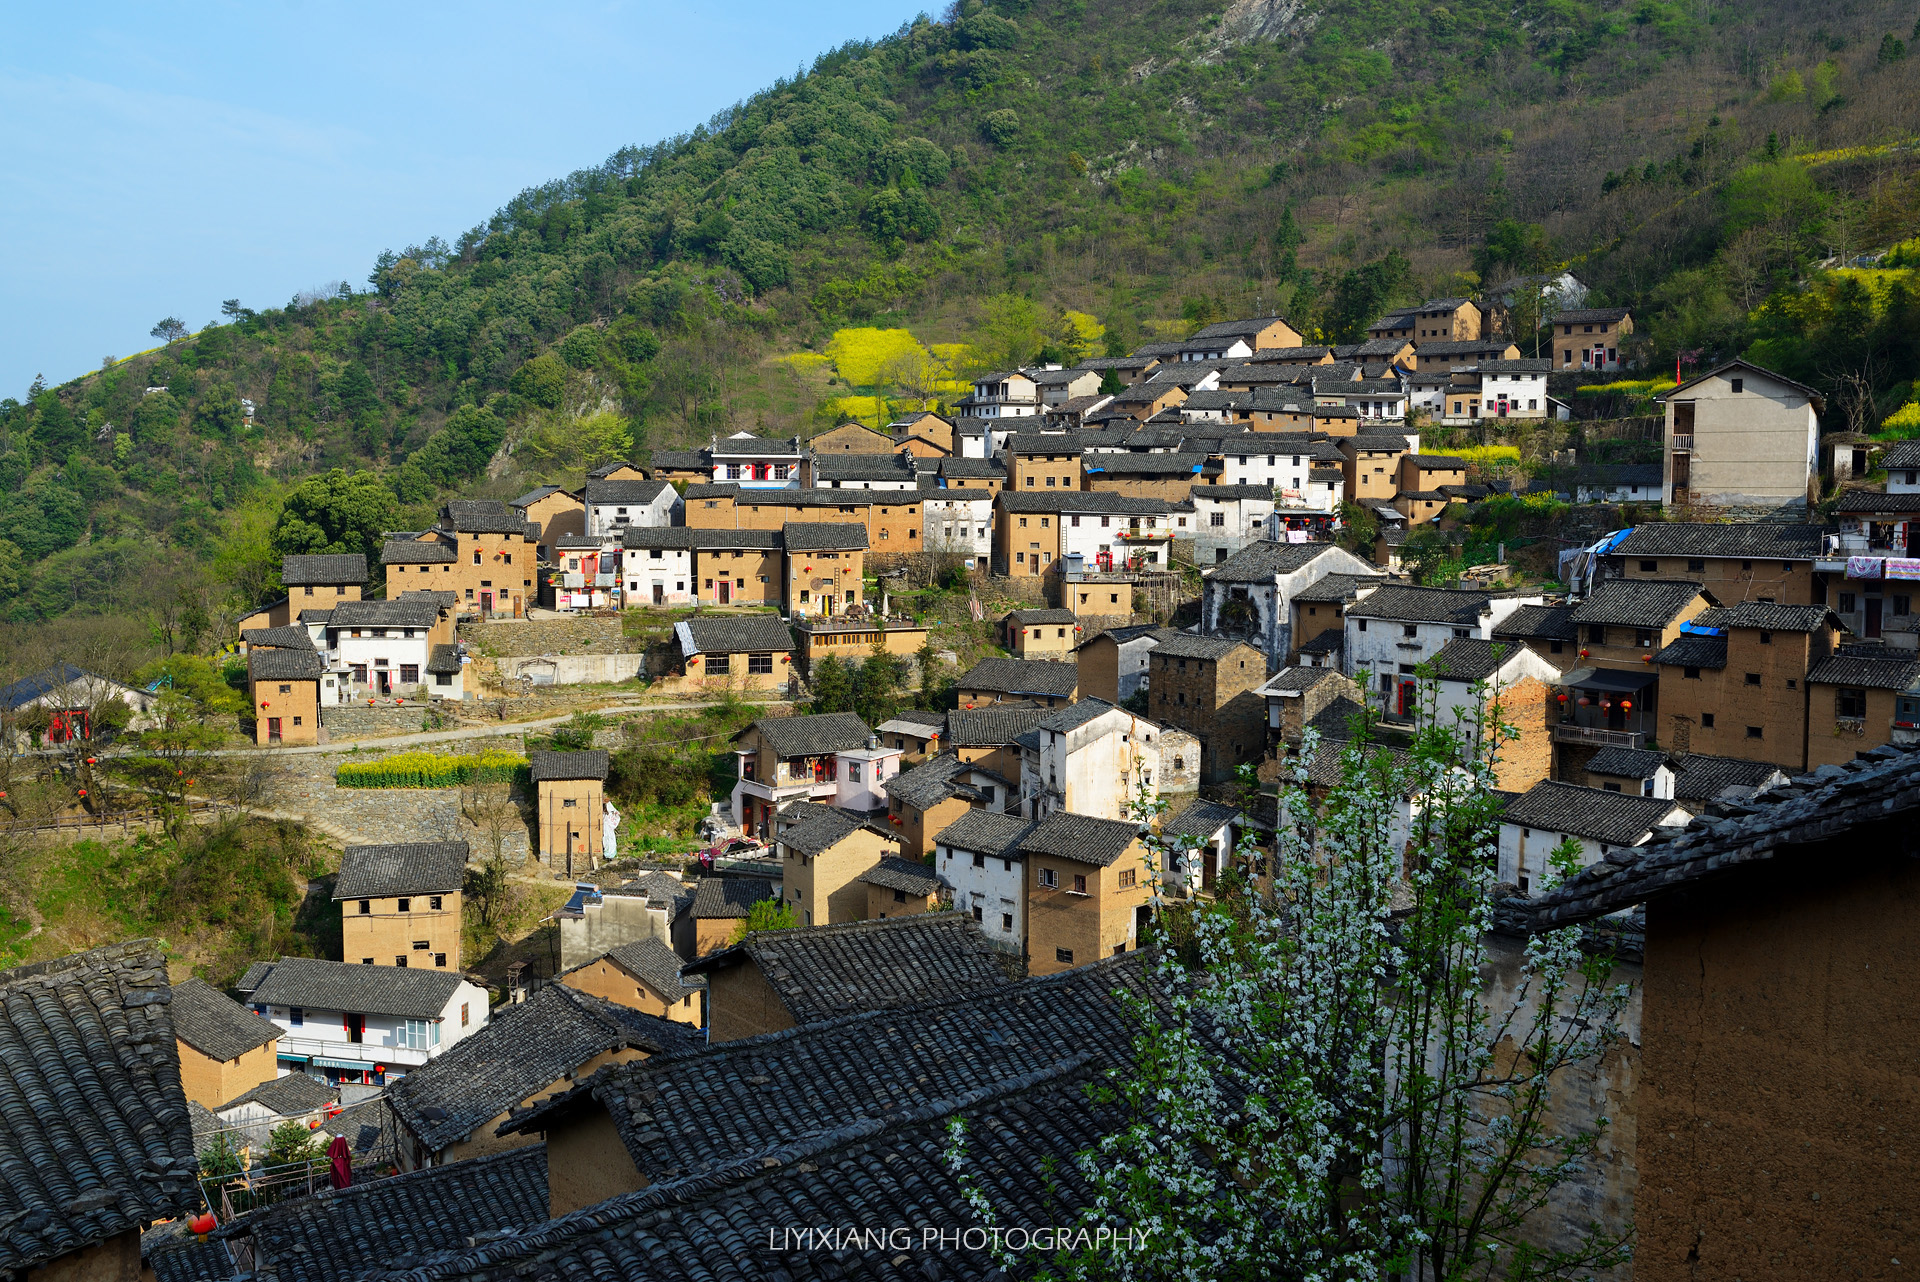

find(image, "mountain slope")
[6,0,1920,635]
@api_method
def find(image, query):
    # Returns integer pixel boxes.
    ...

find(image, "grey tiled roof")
[1427,638,1510,682]
[1348,585,1493,624]
[1191,315,1293,340]
[1610,522,1827,560]
[747,711,872,758]
[809,453,919,482]
[1671,755,1788,802]
[389,983,698,1153]
[684,912,1014,1024]
[382,539,458,565]
[956,657,1079,698]
[1552,306,1633,324]
[782,521,869,551]
[335,841,470,900]
[1494,602,1579,641]
[649,449,709,471]
[776,803,876,857]
[1160,799,1241,842]
[1522,744,1920,929]
[145,1225,238,1282]
[528,749,609,782]
[215,1071,335,1116]
[1709,602,1834,632]
[1836,490,1920,513]
[242,625,315,649]
[1654,633,1727,669]
[1501,781,1685,846]
[1036,696,1119,734]
[328,597,443,628]
[0,940,201,1273]
[883,751,995,811]
[1298,630,1344,656]
[169,977,279,1063]
[600,938,704,1001]
[427,643,462,675]
[583,478,673,505]
[689,876,777,919]
[710,434,801,456]
[280,553,368,586]
[442,500,531,534]
[1806,653,1920,690]
[245,956,467,1020]
[1018,810,1143,868]
[248,646,325,681]
[1567,579,1707,628]
[1584,746,1671,779]
[1879,440,1920,470]
[1292,572,1383,603]
[1005,607,1078,626]
[677,615,795,654]
[509,484,571,507]
[857,855,946,897]
[221,1145,550,1282]
[1153,632,1256,661]
[1208,538,1340,583]
[933,808,1034,859]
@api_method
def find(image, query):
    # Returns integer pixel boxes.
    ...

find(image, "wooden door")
[267,717,282,742]
[1868,597,1884,638]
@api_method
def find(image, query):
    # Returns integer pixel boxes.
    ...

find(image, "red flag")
[327,1134,352,1190]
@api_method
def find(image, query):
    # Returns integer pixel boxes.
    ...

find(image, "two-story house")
[1341,433,1412,505]
[1604,521,1826,607]
[1497,781,1689,896]
[772,800,898,926]
[1201,539,1380,672]
[278,552,367,615]
[1659,358,1822,509]
[883,751,1016,859]
[1804,647,1920,768]
[1017,697,1198,820]
[1074,623,1184,704]
[805,451,921,491]
[335,840,469,969]
[709,433,804,487]
[531,750,610,875]
[512,484,586,560]
[326,595,456,698]
[236,956,490,1086]
[1288,572,1386,664]
[1557,579,1716,762]
[1551,307,1634,370]
[1147,634,1270,782]
[784,521,867,616]
[933,809,1033,954]
[583,479,679,536]
[1653,602,1844,771]
[247,635,325,745]
[1021,811,1155,977]
[1344,586,1546,718]
[729,712,874,839]
[1475,358,1552,418]
[171,977,281,1109]
[1184,315,1306,357]
[432,500,542,617]
[669,616,797,694]
[960,370,1042,419]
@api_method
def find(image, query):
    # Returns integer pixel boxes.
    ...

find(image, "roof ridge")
[214,1142,546,1237]
[0,937,162,990]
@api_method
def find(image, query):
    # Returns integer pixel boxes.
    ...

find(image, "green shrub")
[335,749,528,789]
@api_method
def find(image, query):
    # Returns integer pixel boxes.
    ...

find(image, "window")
[397,897,411,913]
[413,940,430,950]
[289,1007,304,1027]
[1039,867,1058,888]
[434,953,447,967]
[1358,619,1368,631]
[1896,596,1912,617]
[1055,948,1074,964]
[396,955,408,967]
[972,851,985,868]
[361,958,373,965]
[1744,672,1761,686]
[1072,873,1087,894]
[1684,666,1701,680]
[1603,782,1621,793]
[461,1002,470,1027]
[1687,559,1706,572]
[1551,641,1564,654]
[1636,631,1653,648]
[1702,713,1715,728]
[1587,624,1607,645]
[278,683,292,694]
[707,654,731,674]
[747,652,773,674]
[293,716,303,726]
[1746,725,1763,739]
[1002,912,1014,931]
[1454,627,1470,639]
[1117,869,1136,888]
[1841,592,1858,613]
[1638,561,1658,572]
[562,797,578,809]
[429,895,443,911]
[1838,688,1867,718]
[400,1019,431,1050]
[1731,378,1744,393]
[357,899,370,914]
[1402,624,1417,638]
[1209,512,1225,527]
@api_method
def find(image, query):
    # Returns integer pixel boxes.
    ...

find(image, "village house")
[1659,358,1822,509]
[1102,378,1190,420]
[1287,572,1385,663]
[386,981,699,1169]
[791,615,928,681]
[960,369,1042,418]
[956,655,1080,707]
[1184,314,1306,357]
[511,485,586,564]
[1344,585,1547,719]
[1830,488,1920,567]
[1255,665,1366,752]
[530,749,609,875]
[860,854,946,919]
[1474,358,1552,418]
[236,955,490,1086]
[688,875,779,955]
[1573,462,1665,504]
[685,912,1013,1041]
[1202,539,1380,671]
[1148,634,1270,782]
[0,943,203,1282]
[1005,607,1081,658]
[1073,622,1183,703]
[589,460,649,482]
[772,800,898,926]
[668,615,796,694]
[1803,647,1920,769]
[1021,810,1155,976]
[1340,433,1412,504]
[876,707,946,761]
[783,521,867,615]
[1490,601,1581,672]
[170,976,281,1110]
[1029,366,1103,405]
[583,477,679,536]
[1079,449,1219,498]
[1582,745,1789,804]
[708,432,805,487]
[1157,798,1246,895]
[1046,491,1190,574]
[811,419,899,454]
[1653,602,1842,772]
[945,704,1049,780]
[1525,745,1920,1281]
[1551,306,1634,370]
[805,449,920,490]
[1555,579,1717,762]
[211,1071,337,1149]
[1003,432,1085,492]
[1423,639,1560,791]
[887,411,959,456]
[277,552,367,613]
[429,499,542,618]
[1413,337,1521,372]
[1018,697,1198,820]
[883,750,1017,858]
[554,870,695,969]
[729,711,874,839]
[335,840,468,970]
[1497,780,1691,895]
[1404,296,1483,341]
[615,525,697,606]
[1603,521,1826,606]
[380,535,461,596]
[247,639,324,745]
[0,662,161,748]
[322,595,457,699]
[934,809,1033,953]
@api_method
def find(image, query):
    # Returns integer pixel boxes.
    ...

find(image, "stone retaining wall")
[321,705,428,739]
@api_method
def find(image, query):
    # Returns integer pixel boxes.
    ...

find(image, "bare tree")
[461,780,525,929]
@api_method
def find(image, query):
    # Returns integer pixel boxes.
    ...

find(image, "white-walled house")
[619,527,697,606]
[709,433,805,488]
[1474,359,1551,420]
[584,479,680,536]
[324,597,448,698]
[1423,637,1564,727]
[1056,494,1191,572]
[1157,799,1242,894]
[1344,586,1547,716]
[236,956,490,1087]
[1017,698,1198,822]
[835,739,904,813]
[1497,782,1690,897]
[1190,484,1277,565]
[933,809,1032,954]
[1201,540,1381,672]
[1658,359,1822,509]
[923,485,995,558]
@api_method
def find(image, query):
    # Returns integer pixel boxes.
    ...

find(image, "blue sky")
[1,1,924,397]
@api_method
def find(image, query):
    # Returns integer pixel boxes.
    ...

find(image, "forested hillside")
[7,0,1920,645]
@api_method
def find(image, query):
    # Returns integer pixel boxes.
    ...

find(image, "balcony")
[1551,723,1644,750]
[1670,434,1693,452]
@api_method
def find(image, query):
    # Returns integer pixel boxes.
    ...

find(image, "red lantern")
[688,656,701,665]
[261,701,270,708]
[186,779,195,786]
[1556,693,1567,703]
[1577,696,1590,707]
[85,757,96,765]
[1621,699,1633,710]
[189,1213,217,1238]
[1642,654,1653,662]
[77,789,86,797]
[1579,648,1590,658]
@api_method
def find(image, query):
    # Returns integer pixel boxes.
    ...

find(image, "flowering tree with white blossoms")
[951,673,1635,1280]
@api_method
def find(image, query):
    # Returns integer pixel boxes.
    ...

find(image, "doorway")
[376,669,392,696]
[479,590,493,616]
[345,1013,364,1044]
[267,717,282,743]
[718,580,732,605]
[1396,680,1416,718]
[652,583,664,605]
[1868,597,1884,638]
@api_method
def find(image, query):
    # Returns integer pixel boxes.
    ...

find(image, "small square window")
[1745,725,1763,739]
[1055,947,1074,964]
[429,895,443,910]
[1744,672,1761,686]
[357,899,370,914]
[397,897,411,913]
[1702,713,1716,728]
